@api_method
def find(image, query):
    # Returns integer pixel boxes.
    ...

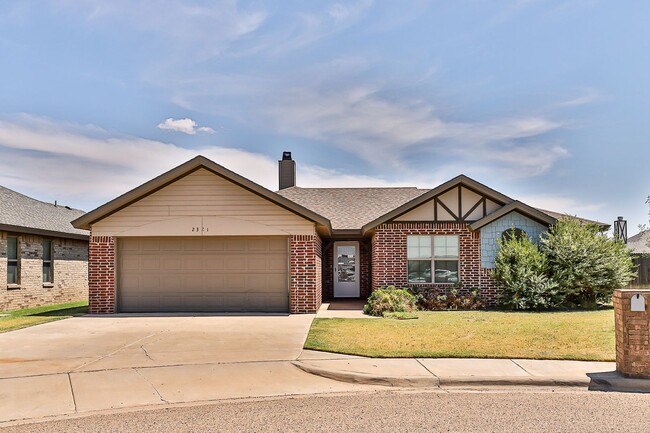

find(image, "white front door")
[333,241,360,297]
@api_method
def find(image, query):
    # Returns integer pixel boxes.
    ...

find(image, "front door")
[333,241,360,297]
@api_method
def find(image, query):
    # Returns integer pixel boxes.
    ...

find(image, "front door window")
[333,242,360,297]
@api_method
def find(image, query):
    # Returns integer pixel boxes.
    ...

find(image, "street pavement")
[3,389,649,432]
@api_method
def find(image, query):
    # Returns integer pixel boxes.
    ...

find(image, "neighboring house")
[627,230,650,255]
[627,230,650,288]
[0,186,89,311]
[73,153,607,314]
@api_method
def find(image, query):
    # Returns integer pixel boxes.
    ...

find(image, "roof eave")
[469,201,557,231]
[0,223,89,241]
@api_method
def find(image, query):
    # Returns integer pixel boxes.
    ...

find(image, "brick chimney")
[278,151,296,190]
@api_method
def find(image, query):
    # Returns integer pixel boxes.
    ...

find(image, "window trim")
[406,235,461,284]
[42,239,54,286]
[7,235,20,288]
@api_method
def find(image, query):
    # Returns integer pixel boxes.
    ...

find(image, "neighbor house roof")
[627,230,650,254]
[0,186,88,240]
[72,155,333,235]
[276,187,428,231]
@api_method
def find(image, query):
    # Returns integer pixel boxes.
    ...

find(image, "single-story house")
[72,153,606,314]
[627,230,650,288]
[1,186,89,311]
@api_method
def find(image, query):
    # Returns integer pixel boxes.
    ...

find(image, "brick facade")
[0,231,88,311]
[289,234,322,313]
[371,222,500,305]
[88,234,116,314]
[614,289,650,378]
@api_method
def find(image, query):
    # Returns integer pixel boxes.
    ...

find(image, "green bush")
[541,218,637,308]
[363,286,418,317]
[413,285,483,310]
[493,231,562,310]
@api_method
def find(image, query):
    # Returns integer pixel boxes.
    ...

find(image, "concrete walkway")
[294,351,618,388]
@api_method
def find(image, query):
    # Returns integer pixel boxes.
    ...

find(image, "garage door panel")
[119,236,289,312]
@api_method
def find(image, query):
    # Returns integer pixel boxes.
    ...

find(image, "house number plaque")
[191,227,209,233]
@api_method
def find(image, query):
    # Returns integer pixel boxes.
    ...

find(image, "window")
[407,236,432,283]
[501,227,527,242]
[407,235,459,284]
[43,240,53,284]
[7,237,19,285]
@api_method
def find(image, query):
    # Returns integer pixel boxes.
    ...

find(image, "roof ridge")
[0,185,84,212]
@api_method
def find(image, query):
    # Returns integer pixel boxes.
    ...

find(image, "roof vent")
[278,151,296,190]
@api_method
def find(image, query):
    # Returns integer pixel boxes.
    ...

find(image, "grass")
[305,310,615,361]
[0,301,88,333]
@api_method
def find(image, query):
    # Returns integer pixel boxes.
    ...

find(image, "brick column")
[614,289,650,378]
[88,234,116,314]
[289,234,322,313]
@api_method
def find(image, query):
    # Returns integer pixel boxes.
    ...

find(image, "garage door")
[118,237,289,312]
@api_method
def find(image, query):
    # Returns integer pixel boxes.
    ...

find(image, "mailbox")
[631,294,646,312]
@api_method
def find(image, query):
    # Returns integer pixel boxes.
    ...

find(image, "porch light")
[614,216,627,244]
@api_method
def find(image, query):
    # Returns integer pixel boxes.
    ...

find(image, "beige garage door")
[118,237,289,312]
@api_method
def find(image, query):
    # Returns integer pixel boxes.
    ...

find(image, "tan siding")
[92,169,315,236]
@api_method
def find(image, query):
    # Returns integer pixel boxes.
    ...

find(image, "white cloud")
[0,114,406,210]
[518,193,606,217]
[157,118,215,135]
[266,85,566,175]
[558,88,602,107]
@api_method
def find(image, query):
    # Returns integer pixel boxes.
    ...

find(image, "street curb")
[587,372,650,393]
[292,362,440,388]
[292,361,590,388]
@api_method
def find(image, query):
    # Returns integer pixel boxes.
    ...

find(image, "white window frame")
[407,235,460,284]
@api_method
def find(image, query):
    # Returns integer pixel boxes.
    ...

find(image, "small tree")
[541,218,636,308]
[493,232,561,310]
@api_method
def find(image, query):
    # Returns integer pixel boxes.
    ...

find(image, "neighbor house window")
[407,235,459,284]
[42,239,53,284]
[7,237,19,285]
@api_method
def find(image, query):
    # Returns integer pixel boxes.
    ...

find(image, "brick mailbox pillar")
[613,289,650,378]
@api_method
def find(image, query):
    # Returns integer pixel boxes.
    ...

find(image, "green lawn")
[305,310,615,361]
[0,301,88,333]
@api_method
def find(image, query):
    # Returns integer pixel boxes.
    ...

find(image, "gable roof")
[535,208,611,230]
[627,230,650,254]
[469,201,557,230]
[360,175,513,234]
[0,186,88,240]
[72,156,332,234]
[276,187,428,231]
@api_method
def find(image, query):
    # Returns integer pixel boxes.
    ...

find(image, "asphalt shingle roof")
[0,186,89,238]
[277,187,610,231]
[627,230,650,254]
[276,187,429,230]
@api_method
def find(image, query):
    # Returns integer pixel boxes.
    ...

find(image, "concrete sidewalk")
[294,351,620,388]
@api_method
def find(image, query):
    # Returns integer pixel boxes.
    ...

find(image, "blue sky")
[1,1,649,232]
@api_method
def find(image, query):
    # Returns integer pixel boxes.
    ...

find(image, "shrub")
[363,286,418,317]
[541,217,637,308]
[493,231,562,310]
[413,285,483,310]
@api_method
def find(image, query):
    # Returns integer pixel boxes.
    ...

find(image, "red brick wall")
[88,233,116,314]
[614,289,650,378]
[289,234,322,313]
[371,222,499,305]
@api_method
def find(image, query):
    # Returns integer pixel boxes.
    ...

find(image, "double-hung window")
[407,235,459,284]
[7,237,19,285]
[42,240,53,284]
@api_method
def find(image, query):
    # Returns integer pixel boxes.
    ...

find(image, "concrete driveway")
[2,314,384,423]
[0,314,316,379]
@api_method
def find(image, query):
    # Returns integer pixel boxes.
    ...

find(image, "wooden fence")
[629,255,650,288]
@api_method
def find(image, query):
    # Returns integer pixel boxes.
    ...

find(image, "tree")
[493,231,561,310]
[541,217,636,308]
